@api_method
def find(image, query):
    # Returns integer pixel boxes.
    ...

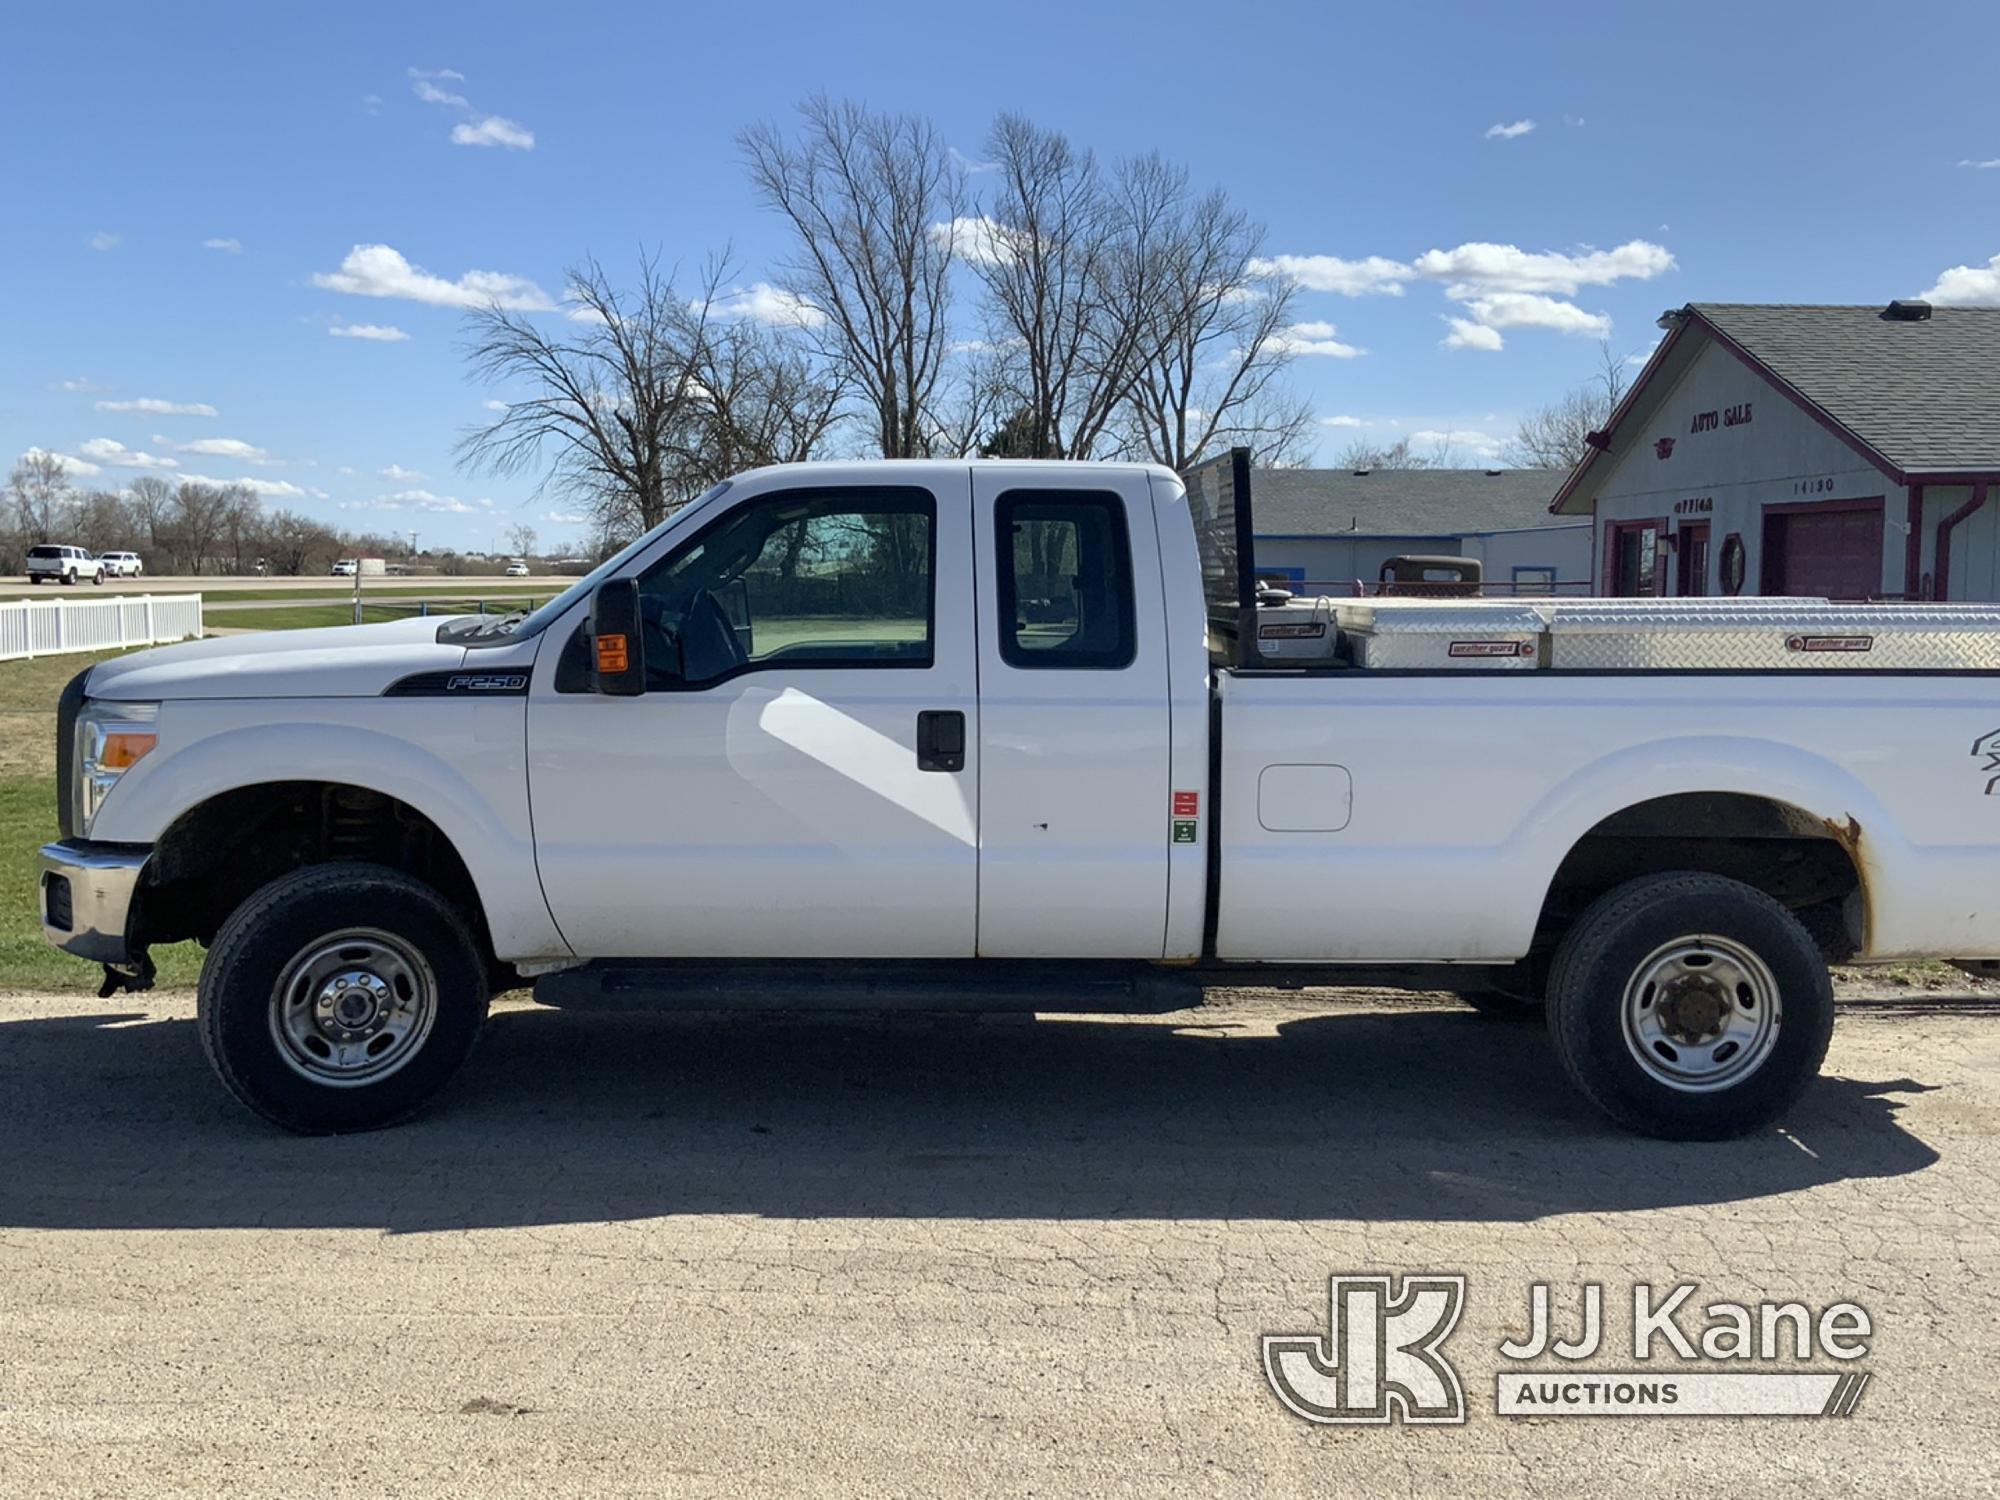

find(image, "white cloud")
[1409,427,1507,460]
[94,396,219,416]
[1455,291,1609,337]
[202,237,244,253]
[53,376,106,393]
[481,399,510,412]
[1485,119,1536,140]
[1319,415,1369,429]
[932,214,1014,266]
[1248,253,1410,296]
[409,67,468,107]
[1267,320,1364,358]
[542,509,589,525]
[329,322,412,341]
[452,115,535,150]
[347,489,495,514]
[87,231,121,252]
[1413,239,1675,296]
[1443,317,1506,352]
[177,473,309,498]
[361,94,383,116]
[21,446,102,477]
[79,438,180,470]
[156,436,279,465]
[312,244,555,311]
[1921,252,2000,305]
[713,282,825,329]
[379,464,426,481]
[1957,158,2000,170]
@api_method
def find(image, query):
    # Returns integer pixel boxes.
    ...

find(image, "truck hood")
[84,615,476,700]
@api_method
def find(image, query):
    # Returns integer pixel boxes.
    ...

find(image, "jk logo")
[1263,1275,1467,1425]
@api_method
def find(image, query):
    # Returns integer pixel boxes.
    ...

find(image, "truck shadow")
[0,1001,1945,1232]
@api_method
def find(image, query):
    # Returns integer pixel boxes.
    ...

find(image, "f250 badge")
[445,673,529,692]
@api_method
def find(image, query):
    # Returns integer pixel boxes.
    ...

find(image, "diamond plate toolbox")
[1543,603,2000,670]
[1335,602,1545,670]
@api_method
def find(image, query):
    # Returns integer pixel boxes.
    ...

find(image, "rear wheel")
[62,569,75,586]
[1544,872,1833,1139]
[197,863,490,1133]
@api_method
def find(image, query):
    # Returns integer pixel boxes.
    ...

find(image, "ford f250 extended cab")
[38,453,2000,1138]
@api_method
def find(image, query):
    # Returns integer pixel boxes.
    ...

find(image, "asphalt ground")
[0,983,1993,1497]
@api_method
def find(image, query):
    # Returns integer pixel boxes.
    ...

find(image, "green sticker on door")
[1172,819,1198,844]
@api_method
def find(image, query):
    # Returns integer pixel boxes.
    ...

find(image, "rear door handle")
[916,710,966,773]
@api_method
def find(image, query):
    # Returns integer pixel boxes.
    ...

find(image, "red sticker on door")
[1173,790,1200,818]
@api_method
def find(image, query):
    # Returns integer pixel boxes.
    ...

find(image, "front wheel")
[91,570,104,585]
[1544,873,1834,1140]
[197,863,490,1133]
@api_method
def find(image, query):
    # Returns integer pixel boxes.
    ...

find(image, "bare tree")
[506,524,538,560]
[690,313,849,478]
[1507,341,1632,470]
[7,451,76,543]
[967,115,1145,459]
[741,96,963,457]
[1114,154,1311,470]
[169,482,234,574]
[1335,435,1460,471]
[76,490,133,554]
[459,251,714,537]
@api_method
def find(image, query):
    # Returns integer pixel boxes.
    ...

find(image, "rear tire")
[1544,872,1833,1140]
[197,862,490,1133]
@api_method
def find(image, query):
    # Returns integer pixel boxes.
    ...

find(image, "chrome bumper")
[39,841,150,965]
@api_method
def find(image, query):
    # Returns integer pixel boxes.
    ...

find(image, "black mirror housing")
[589,578,646,696]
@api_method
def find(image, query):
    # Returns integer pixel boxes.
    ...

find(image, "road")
[0,985,1994,1498]
[1,574,547,594]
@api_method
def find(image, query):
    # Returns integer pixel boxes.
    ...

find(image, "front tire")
[91,569,104,585]
[198,863,490,1133]
[1545,873,1834,1140]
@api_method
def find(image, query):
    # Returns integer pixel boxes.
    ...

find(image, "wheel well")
[132,782,490,957]
[1535,792,1865,961]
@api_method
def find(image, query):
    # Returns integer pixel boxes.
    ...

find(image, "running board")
[534,960,1205,1014]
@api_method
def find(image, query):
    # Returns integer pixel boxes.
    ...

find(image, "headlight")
[74,700,159,837]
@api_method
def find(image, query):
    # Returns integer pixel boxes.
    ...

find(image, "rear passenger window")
[995,490,1136,669]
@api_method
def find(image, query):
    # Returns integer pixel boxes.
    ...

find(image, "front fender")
[89,704,570,962]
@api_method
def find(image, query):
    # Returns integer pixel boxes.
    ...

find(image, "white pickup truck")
[38,454,2000,1138]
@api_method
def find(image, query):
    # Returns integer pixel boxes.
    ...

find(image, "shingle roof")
[1690,303,2000,474]
[1252,467,1571,538]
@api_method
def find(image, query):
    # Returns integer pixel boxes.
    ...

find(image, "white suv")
[98,551,143,578]
[25,545,107,586]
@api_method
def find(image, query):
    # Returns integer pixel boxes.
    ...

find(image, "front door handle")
[916,710,965,773]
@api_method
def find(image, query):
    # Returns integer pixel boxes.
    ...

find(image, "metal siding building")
[1553,302,2000,600]
[1249,467,1589,594]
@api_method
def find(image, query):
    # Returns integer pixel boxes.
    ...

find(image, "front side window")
[994,490,1136,669]
[635,487,934,689]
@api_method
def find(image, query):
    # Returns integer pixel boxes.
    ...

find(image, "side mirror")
[589,578,646,696]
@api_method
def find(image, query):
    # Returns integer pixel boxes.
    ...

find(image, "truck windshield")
[462,481,732,642]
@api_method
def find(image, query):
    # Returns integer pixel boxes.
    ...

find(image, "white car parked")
[25,544,106,585]
[505,561,530,577]
[98,551,143,578]
[330,560,358,577]
[38,455,2000,1140]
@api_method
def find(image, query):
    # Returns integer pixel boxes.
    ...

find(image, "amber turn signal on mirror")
[595,634,630,674]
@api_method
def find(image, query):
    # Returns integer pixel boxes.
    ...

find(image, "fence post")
[143,595,155,644]
[193,592,204,640]
[53,599,64,653]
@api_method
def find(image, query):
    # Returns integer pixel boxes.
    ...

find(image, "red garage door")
[1761,500,1884,600]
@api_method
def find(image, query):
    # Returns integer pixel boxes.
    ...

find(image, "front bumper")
[39,841,150,964]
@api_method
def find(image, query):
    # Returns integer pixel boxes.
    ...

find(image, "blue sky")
[4,0,1998,551]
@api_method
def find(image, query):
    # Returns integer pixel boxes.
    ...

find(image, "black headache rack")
[1179,447,1259,669]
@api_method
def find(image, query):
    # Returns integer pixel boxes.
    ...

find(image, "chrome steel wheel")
[1620,934,1781,1093]
[269,928,438,1087]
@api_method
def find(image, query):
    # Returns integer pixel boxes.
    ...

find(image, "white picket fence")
[0,593,204,662]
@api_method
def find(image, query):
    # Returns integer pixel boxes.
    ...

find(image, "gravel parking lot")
[0,985,1994,1498]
